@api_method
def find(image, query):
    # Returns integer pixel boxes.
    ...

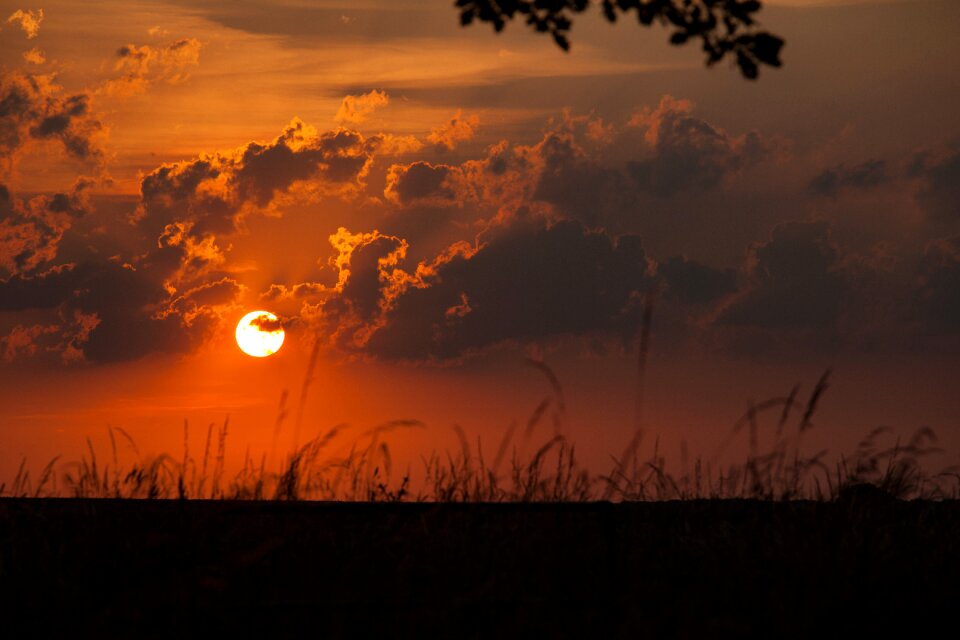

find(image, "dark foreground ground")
[2,498,959,638]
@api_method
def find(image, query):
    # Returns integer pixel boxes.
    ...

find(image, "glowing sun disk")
[236,310,285,357]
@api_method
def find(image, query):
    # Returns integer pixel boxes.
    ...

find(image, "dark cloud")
[0,262,81,312]
[316,227,408,339]
[0,72,103,168]
[384,161,459,206]
[530,128,633,228]
[383,124,629,229]
[136,119,379,240]
[236,127,372,205]
[0,117,388,363]
[657,256,738,306]
[716,221,846,331]
[166,277,244,316]
[626,96,776,196]
[133,118,385,304]
[0,258,242,363]
[250,313,282,332]
[311,219,652,362]
[810,159,888,196]
[378,99,780,240]
[0,179,93,275]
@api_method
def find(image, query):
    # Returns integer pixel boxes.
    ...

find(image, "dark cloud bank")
[3,85,959,365]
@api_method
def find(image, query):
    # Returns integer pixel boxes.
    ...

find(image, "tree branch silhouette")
[456,0,784,79]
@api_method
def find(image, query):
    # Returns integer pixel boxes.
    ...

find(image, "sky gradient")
[1,0,958,481]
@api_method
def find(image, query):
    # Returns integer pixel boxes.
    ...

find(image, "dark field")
[2,498,958,637]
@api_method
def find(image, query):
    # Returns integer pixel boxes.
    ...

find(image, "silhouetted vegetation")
[457,0,785,78]
[3,368,957,635]
[3,367,957,501]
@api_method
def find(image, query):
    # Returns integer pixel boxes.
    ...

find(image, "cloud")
[657,256,738,306]
[810,159,888,196]
[428,109,480,151]
[626,95,777,196]
[250,313,282,332]
[305,218,652,362]
[0,179,93,276]
[384,161,462,207]
[161,277,245,321]
[334,89,389,125]
[135,118,380,253]
[22,48,45,65]
[529,127,632,227]
[0,322,58,361]
[715,221,846,331]
[260,282,325,302]
[383,137,539,215]
[0,257,243,363]
[322,226,410,330]
[381,99,775,233]
[6,9,43,39]
[0,116,388,364]
[0,72,104,173]
[104,38,203,96]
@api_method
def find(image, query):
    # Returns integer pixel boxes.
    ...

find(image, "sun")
[236,310,285,358]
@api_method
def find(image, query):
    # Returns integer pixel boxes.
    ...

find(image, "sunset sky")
[1,0,958,481]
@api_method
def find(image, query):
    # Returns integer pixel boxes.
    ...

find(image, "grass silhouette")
[3,363,957,501]
[3,364,959,637]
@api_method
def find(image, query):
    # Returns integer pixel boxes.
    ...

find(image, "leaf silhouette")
[456,0,785,79]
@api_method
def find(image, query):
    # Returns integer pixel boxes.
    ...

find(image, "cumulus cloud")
[384,120,634,229]
[384,161,462,207]
[383,139,532,214]
[0,72,104,173]
[0,116,389,363]
[0,256,243,363]
[0,178,93,275]
[715,221,847,331]
[298,218,652,362]
[135,118,380,245]
[334,89,389,125]
[626,95,777,196]
[6,9,43,39]
[260,282,325,302]
[380,99,772,233]
[530,127,633,227]
[428,109,480,151]
[104,38,203,96]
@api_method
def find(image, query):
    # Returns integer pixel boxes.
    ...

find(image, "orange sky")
[1,0,959,487]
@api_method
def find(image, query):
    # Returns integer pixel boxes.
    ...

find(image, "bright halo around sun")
[236,310,285,358]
